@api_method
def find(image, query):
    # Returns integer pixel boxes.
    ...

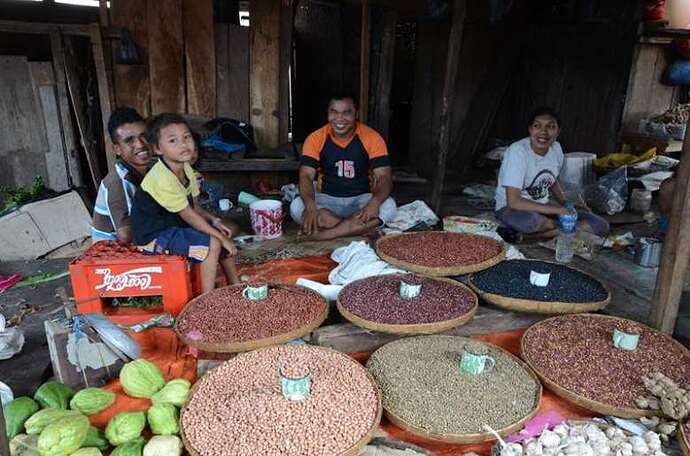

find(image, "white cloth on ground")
[328,241,403,286]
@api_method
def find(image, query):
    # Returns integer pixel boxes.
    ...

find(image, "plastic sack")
[0,313,24,360]
[667,60,690,86]
[584,167,628,215]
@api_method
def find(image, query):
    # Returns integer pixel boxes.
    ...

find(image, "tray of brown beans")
[681,421,690,456]
[469,259,611,314]
[337,273,478,334]
[180,345,382,456]
[521,314,690,418]
[174,283,328,353]
[375,231,506,276]
[367,335,542,444]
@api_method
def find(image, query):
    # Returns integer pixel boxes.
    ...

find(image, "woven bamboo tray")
[369,336,543,444]
[680,421,690,456]
[180,346,383,456]
[375,232,506,276]
[521,314,690,419]
[174,284,328,353]
[468,260,611,314]
[337,277,478,335]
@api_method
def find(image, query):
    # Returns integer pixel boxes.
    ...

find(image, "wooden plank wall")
[410,9,639,179]
[183,0,215,118]
[250,0,281,148]
[148,0,185,114]
[621,42,682,134]
[110,0,150,117]
[0,56,49,188]
[216,24,250,122]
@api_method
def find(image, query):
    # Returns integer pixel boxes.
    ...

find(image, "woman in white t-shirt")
[494,107,609,238]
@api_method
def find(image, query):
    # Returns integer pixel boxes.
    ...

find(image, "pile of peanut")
[181,346,379,456]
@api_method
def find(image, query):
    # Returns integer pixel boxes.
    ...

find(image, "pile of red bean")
[75,240,147,262]
[175,285,326,344]
[522,315,690,408]
[339,274,475,325]
[181,346,379,455]
[377,232,502,268]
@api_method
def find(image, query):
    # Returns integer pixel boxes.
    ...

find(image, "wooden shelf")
[641,24,690,40]
[197,158,300,172]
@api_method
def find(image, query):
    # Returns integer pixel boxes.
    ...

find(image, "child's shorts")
[141,227,210,262]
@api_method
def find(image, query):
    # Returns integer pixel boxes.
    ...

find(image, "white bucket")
[249,200,283,239]
[559,152,596,193]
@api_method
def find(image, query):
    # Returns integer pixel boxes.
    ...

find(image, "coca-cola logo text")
[95,267,163,292]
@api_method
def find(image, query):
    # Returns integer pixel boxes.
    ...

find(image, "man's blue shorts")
[142,227,210,262]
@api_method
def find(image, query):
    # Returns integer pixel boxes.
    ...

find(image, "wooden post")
[250,0,281,148]
[50,32,82,188]
[650,115,690,333]
[279,0,294,144]
[370,9,397,140]
[359,0,370,123]
[90,23,116,170]
[64,38,101,189]
[430,0,466,214]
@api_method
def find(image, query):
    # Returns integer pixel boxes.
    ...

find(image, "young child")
[131,113,239,293]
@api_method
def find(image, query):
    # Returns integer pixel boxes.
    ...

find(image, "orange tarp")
[90,256,595,455]
[89,327,197,429]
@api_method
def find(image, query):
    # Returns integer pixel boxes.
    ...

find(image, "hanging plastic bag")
[0,313,24,360]
[584,167,628,215]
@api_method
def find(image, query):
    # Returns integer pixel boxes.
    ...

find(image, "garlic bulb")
[493,421,668,456]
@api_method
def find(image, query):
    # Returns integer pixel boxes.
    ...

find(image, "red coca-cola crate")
[69,241,193,325]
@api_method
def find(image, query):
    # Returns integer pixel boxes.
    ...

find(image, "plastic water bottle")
[555,204,577,263]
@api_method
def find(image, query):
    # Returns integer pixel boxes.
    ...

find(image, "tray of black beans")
[469,259,610,314]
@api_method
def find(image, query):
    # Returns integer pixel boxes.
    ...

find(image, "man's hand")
[221,238,237,256]
[301,205,319,235]
[357,200,380,224]
[212,218,234,237]
[575,201,591,213]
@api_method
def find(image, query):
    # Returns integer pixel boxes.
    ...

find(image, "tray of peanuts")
[180,345,382,456]
[174,283,328,353]
[367,335,542,444]
[337,273,478,335]
[375,231,506,276]
[521,314,690,419]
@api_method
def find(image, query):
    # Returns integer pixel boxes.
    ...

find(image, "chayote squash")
[119,360,165,399]
[111,437,146,456]
[150,379,190,407]
[70,449,103,456]
[33,382,74,410]
[69,388,116,416]
[9,433,40,456]
[36,414,90,456]
[82,426,109,451]
[4,396,39,438]
[105,411,146,446]
[143,435,183,456]
[24,409,82,435]
[146,403,178,435]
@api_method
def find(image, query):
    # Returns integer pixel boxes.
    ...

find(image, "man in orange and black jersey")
[290,93,397,240]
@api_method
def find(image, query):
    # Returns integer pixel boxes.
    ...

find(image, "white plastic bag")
[0,313,25,360]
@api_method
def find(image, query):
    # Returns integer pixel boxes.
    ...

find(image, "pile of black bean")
[472,260,608,303]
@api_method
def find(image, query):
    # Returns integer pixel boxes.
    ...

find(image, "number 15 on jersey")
[335,160,355,179]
